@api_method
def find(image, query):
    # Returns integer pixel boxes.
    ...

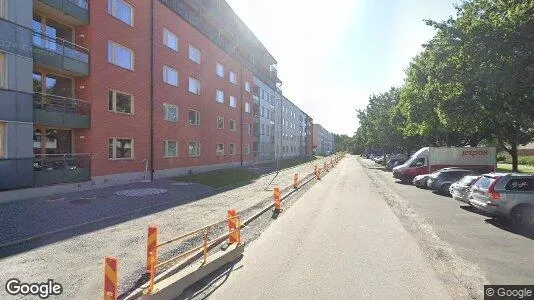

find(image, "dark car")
[427,169,480,195]
[386,158,406,171]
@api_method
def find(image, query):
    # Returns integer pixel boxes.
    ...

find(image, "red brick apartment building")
[0,0,295,191]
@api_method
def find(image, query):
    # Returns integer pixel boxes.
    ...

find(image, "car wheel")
[440,183,451,196]
[511,204,534,229]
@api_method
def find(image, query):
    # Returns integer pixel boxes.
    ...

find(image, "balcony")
[35,0,89,26]
[33,154,91,186]
[33,31,90,77]
[33,93,91,128]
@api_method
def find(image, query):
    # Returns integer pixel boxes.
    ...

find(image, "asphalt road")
[361,158,534,286]
[208,156,453,299]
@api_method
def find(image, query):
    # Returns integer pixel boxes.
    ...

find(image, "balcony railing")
[33,31,89,63]
[37,0,89,25]
[67,0,88,9]
[33,154,91,186]
[33,93,91,128]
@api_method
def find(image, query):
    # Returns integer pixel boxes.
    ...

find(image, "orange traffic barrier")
[146,225,158,272]
[228,209,240,244]
[324,161,327,170]
[104,257,118,300]
[274,187,282,211]
[293,173,299,190]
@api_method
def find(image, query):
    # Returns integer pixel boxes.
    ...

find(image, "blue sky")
[226,0,459,136]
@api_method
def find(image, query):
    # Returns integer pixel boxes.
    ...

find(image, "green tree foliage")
[354,0,534,171]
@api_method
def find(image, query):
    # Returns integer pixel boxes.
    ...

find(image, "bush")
[518,156,534,166]
[497,152,510,162]
[497,153,534,166]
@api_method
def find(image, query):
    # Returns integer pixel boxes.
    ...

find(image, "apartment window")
[108,138,134,159]
[108,41,134,70]
[0,52,5,89]
[216,62,224,77]
[0,122,5,158]
[108,90,133,114]
[216,143,224,156]
[229,143,236,156]
[216,89,224,103]
[217,116,224,129]
[163,28,178,52]
[244,144,250,156]
[108,0,134,26]
[244,123,250,134]
[188,109,200,125]
[163,103,178,122]
[189,45,201,64]
[188,77,200,95]
[245,81,250,92]
[229,96,237,108]
[163,65,178,86]
[229,71,237,84]
[245,102,251,113]
[188,141,200,157]
[229,119,236,131]
[261,125,264,135]
[164,140,178,158]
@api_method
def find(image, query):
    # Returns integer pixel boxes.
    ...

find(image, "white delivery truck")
[392,147,496,182]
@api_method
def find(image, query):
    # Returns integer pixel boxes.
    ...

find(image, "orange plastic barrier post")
[293,173,299,190]
[104,257,118,300]
[274,187,282,211]
[146,225,158,272]
[324,161,327,170]
[228,209,240,244]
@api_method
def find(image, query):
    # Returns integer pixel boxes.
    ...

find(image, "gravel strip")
[0,157,333,300]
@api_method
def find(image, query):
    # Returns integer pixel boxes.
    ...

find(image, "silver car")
[469,173,534,228]
[450,175,480,203]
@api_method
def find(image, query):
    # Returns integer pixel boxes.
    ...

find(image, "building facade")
[0,0,318,191]
[313,124,335,155]
[280,96,311,159]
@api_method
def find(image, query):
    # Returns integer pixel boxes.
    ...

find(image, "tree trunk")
[511,142,519,172]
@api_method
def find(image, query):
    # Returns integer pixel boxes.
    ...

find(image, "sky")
[226,0,459,136]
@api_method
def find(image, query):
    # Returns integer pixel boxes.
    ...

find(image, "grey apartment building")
[279,96,311,159]
[252,76,277,162]
[313,124,335,155]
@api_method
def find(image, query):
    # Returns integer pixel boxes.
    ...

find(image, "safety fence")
[103,153,345,299]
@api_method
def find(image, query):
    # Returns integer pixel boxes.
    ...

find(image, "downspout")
[150,0,155,180]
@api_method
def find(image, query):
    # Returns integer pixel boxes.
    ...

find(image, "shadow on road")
[178,256,244,300]
[394,180,412,186]
[484,218,534,241]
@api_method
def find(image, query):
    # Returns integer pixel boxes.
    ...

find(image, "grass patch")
[497,164,534,174]
[174,169,260,188]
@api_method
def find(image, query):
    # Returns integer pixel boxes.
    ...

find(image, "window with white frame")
[216,143,224,156]
[244,144,250,156]
[216,89,224,103]
[189,45,201,64]
[108,90,133,114]
[229,96,236,108]
[229,143,236,155]
[188,141,200,157]
[163,28,178,52]
[188,77,200,95]
[108,0,134,26]
[0,52,6,89]
[0,122,5,158]
[229,71,237,84]
[163,65,178,86]
[245,81,250,92]
[217,116,224,129]
[245,102,251,113]
[164,140,178,158]
[163,103,178,122]
[229,119,236,131]
[108,138,134,159]
[216,62,224,77]
[108,41,134,70]
[188,109,200,125]
[244,123,250,134]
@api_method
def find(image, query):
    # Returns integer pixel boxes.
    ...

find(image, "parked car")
[449,175,481,203]
[413,174,431,188]
[374,156,385,164]
[469,173,534,228]
[427,169,480,195]
[386,158,406,171]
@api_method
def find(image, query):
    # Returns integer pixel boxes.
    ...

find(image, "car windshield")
[458,176,475,185]
[473,176,496,189]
